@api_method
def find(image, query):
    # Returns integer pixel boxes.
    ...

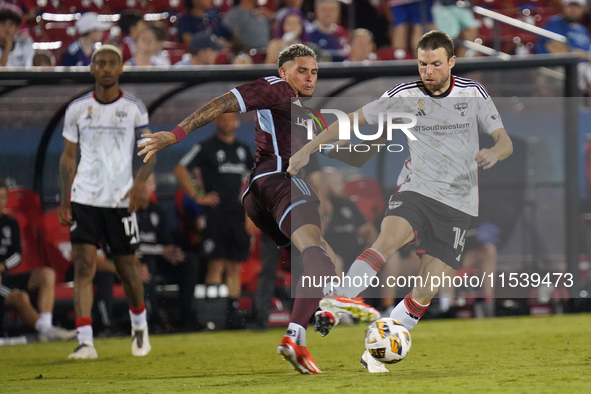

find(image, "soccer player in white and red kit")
[290,31,513,368]
[58,45,155,359]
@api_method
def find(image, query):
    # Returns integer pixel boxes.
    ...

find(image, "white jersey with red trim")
[63,91,149,208]
[362,76,505,216]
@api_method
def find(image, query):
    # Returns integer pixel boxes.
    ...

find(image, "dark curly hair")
[277,43,317,68]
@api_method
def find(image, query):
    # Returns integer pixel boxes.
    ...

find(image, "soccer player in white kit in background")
[58,45,155,359]
[289,30,513,367]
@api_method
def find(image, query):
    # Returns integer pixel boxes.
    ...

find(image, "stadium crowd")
[0,0,583,68]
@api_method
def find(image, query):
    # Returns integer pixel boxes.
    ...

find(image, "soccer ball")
[364,318,411,364]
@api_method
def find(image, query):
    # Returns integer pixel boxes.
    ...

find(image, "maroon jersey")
[231,76,321,195]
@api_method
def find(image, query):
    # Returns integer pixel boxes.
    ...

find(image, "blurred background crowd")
[0,0,586,68]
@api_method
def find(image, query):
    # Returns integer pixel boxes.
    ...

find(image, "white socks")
[35,312,53,336]
[130,309,147,329]
[389,293,430,331]
[286,323,306,346]
[341,249,386,298]
[77,325,93,346]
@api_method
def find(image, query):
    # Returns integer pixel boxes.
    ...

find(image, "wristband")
[170,126,187,143]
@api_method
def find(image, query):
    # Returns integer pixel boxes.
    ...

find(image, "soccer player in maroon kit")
[139,44,378,374]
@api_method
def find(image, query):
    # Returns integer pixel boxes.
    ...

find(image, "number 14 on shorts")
[453,226,466,251]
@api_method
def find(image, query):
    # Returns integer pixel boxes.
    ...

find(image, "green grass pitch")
[1,314,590,393]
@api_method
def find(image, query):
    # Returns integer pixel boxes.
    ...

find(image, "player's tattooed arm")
[138,93,240,163]
[58,140,78,226]
[178,92,240,132]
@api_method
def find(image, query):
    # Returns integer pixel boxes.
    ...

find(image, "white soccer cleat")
[360,349,390,373]
[131,327,151,357]
[319,295,381,322]
[40,326,77,342]
[68,343,98,360]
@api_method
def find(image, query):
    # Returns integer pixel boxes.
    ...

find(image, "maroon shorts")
[243,172,320,247]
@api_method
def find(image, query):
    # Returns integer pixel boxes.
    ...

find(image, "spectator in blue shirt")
[174,32,223,66]
[61,12,111,66]
[536,0,591,94]
[306,0,349,62]
[177,0,230,45]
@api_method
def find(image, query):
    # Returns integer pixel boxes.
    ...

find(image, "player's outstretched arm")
[288,108,367,175]
[138,92,241,163]
[475,128,513,170]
[58,140,78,226]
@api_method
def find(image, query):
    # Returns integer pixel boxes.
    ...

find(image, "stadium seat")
[104,0,146,13]
[146,0,185,14]
[343,176,385,223]
[41,208,72,283]
[61,0,103,13]
[43,21,77,46]
[249,49,267,64]
[240,232,262,294]
[376,48,412,61]
[4,189,44,274]
[37,0,69,13]
[162,41,188,64]
[376,48,396,61]
[6,187,42,220]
